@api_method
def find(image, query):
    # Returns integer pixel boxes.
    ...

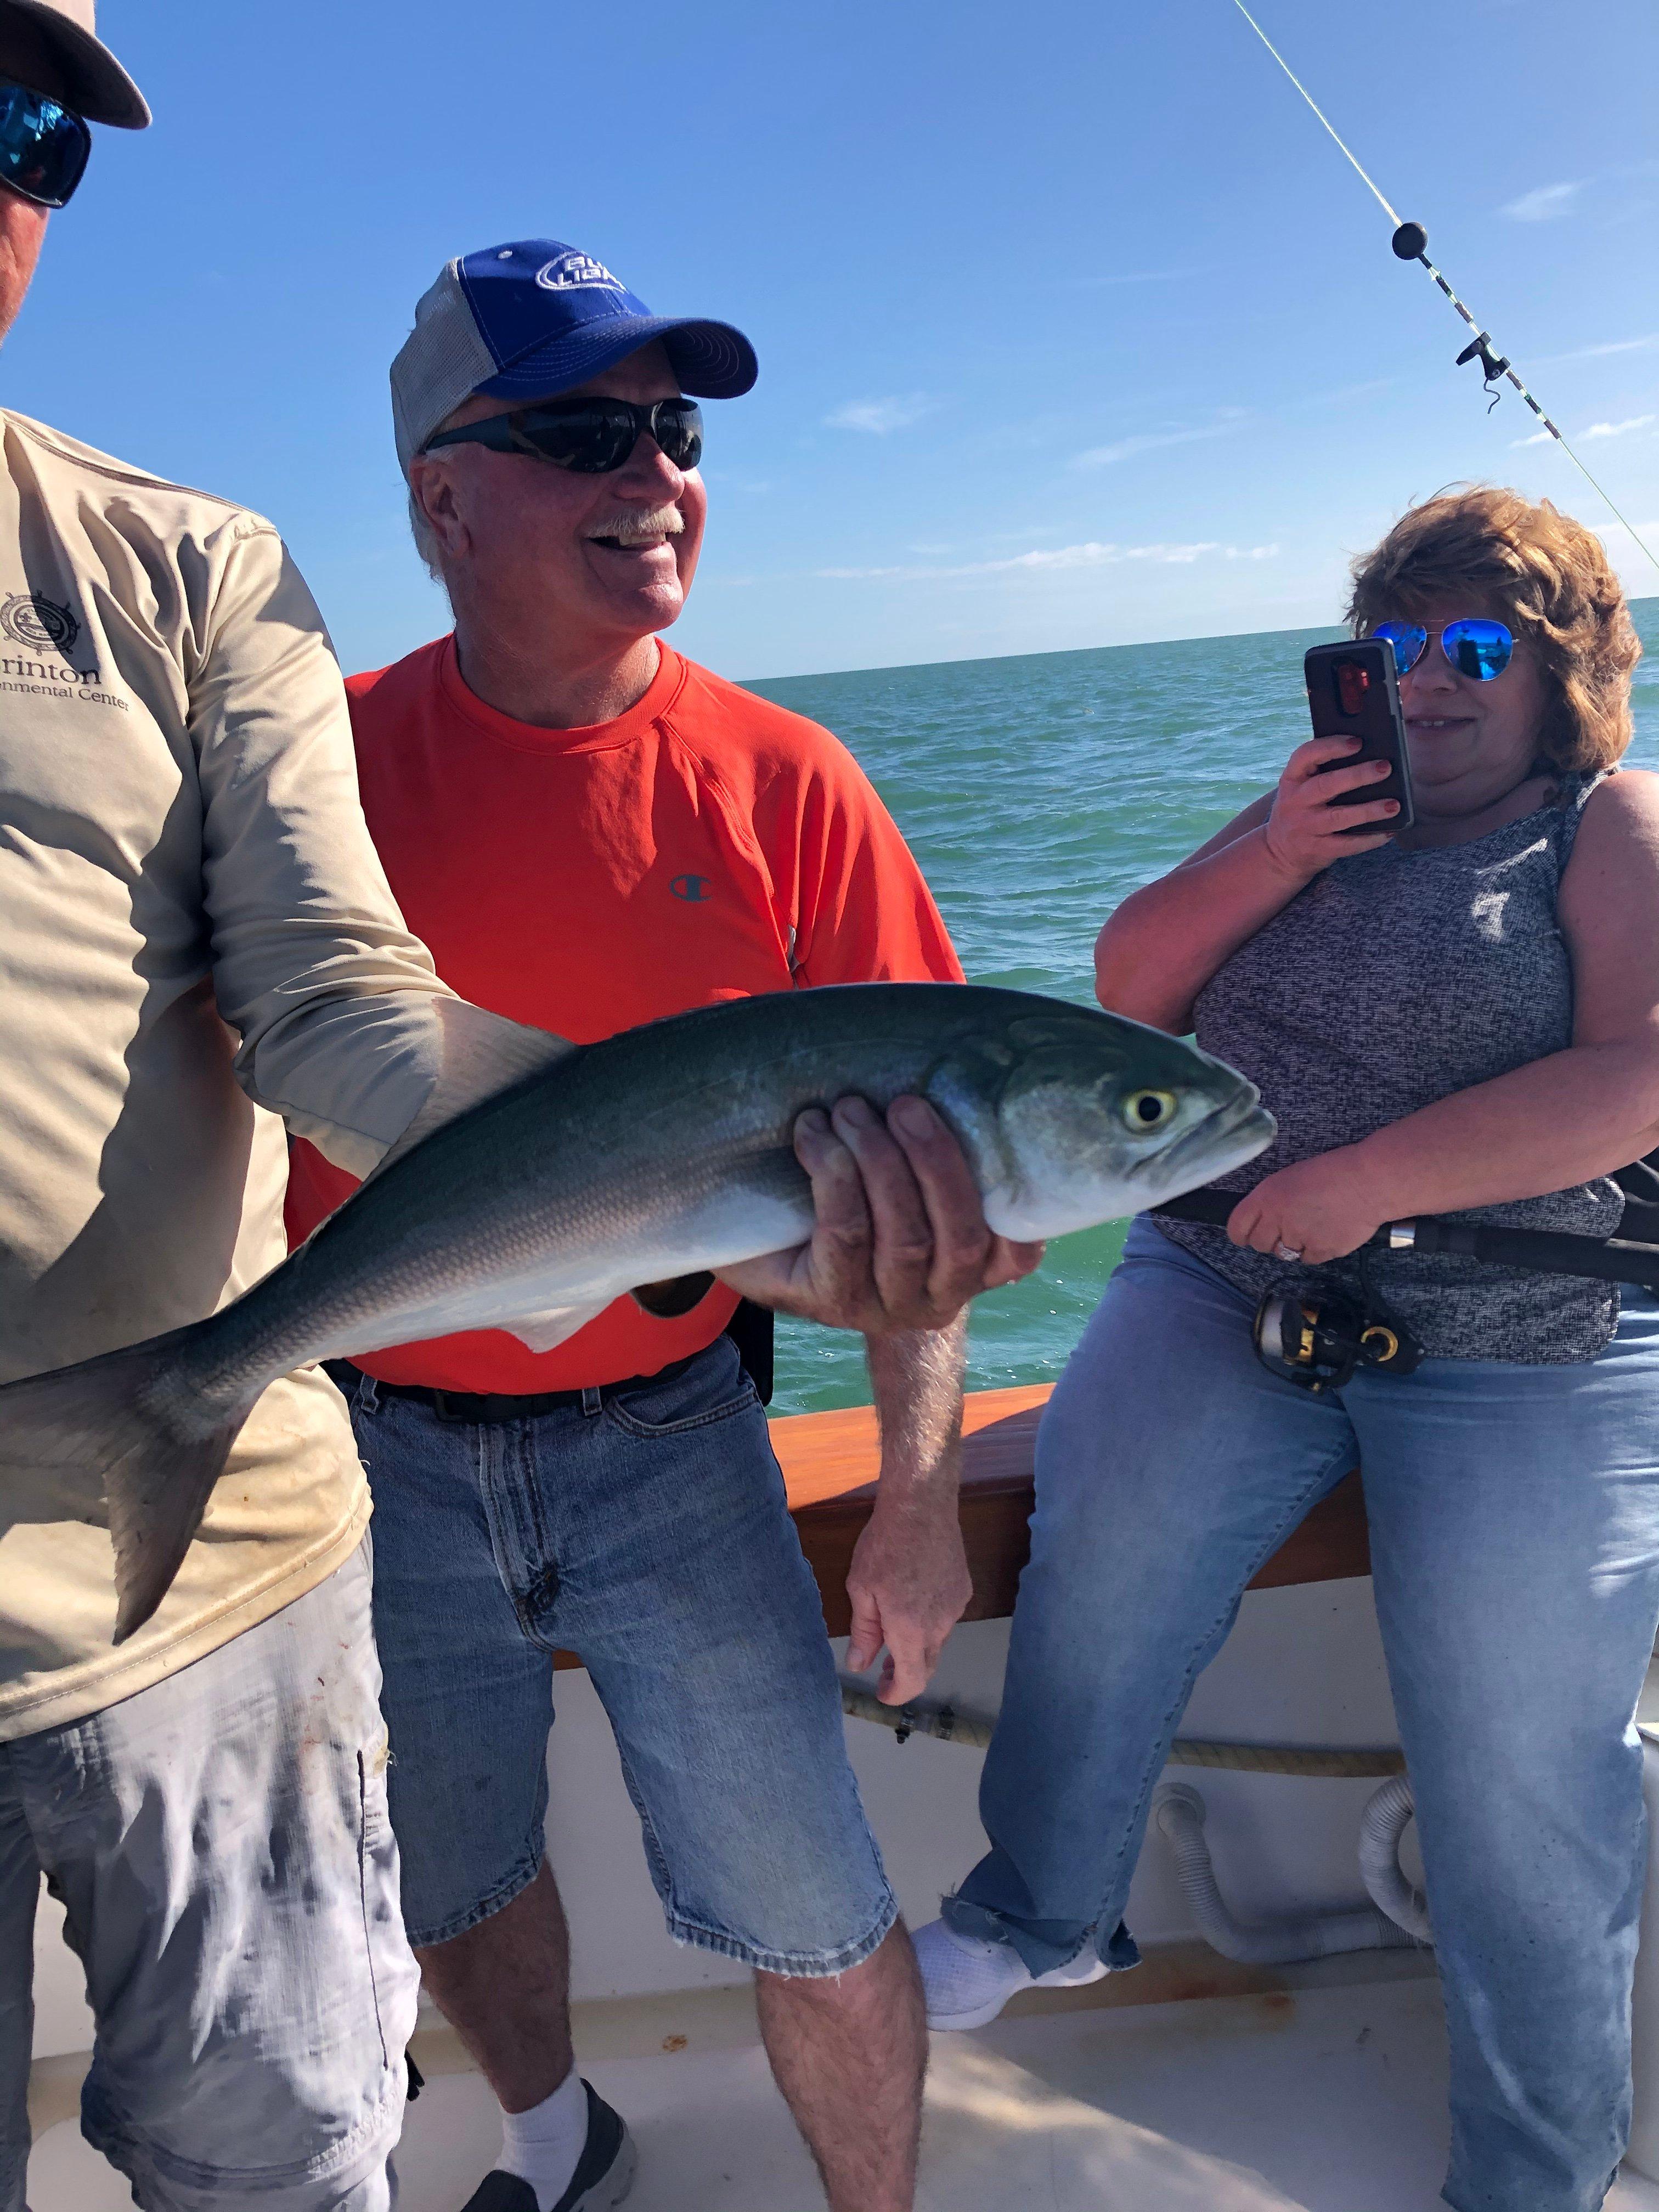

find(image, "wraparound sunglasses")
[1370,618,1515,681]
[423,397,703,476]
[0,79,89,210]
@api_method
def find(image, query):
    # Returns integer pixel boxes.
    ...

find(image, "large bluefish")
[0,983,1272,1641]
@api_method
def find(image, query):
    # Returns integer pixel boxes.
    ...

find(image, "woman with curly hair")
[916,488,1659,2211]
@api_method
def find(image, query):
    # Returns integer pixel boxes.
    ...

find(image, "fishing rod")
[1152,1187,1659,1296]
[1228,0,1659,579]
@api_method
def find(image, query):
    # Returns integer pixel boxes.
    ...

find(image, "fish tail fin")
[0,1325,253,1645]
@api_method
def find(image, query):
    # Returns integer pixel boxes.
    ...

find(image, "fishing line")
[1228,0,1659,576]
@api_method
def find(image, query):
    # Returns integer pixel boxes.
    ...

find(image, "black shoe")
[459,2083,636,2212]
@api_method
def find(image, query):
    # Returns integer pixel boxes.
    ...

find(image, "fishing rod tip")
[1391,219,1428,261]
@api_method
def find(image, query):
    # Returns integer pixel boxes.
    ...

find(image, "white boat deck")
[29,1945,1659,2212]
[27,1618,1659,2208]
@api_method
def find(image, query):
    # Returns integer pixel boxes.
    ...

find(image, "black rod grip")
[1406,1217,1659,1292]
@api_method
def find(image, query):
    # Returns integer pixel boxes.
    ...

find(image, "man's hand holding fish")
[722,1092,1044,1331]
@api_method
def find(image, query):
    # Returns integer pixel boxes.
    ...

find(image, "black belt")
[324,1348,707,1426]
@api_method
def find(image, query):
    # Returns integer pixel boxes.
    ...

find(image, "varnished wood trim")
[553,1385,1369,1668]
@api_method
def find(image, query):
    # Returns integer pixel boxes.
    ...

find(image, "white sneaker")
[913,1917,1109,2031]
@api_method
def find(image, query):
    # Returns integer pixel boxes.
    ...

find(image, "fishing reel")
[1252,1288,1423,1393]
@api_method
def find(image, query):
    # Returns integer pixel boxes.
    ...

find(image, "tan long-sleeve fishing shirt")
[0,410,461,1739]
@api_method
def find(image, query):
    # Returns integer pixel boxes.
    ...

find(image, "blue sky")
[9,0,1656,679]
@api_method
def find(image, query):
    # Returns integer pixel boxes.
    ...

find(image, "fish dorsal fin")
[504,1302,610,1354]
[370,1000,577,1181]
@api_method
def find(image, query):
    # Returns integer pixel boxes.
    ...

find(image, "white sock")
[498,2065,588,2211]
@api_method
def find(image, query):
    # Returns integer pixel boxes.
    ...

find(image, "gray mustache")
[585,507,685,545]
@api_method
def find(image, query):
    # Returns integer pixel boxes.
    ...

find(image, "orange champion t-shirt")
[283,636,964,1392]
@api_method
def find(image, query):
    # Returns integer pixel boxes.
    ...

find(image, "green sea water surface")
[748,600,1659,1415]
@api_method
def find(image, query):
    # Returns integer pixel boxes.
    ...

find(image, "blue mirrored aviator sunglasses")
[0,80,90,209]
[1370,618,1514,682]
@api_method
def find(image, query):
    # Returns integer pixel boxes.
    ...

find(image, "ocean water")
[748,599,1659,1415]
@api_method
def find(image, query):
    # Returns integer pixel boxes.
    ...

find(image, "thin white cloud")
[1006,541,1219,570]
[1575,335,1659,358]
[817,540,1279,583]
[1531,333,1659,370]
[825,394,932,434]
[1074,413,1245,469]
[1596,519,1659,573]
[1502,180,1583,222]
[1513,413,1656,449]
[1582,414,1657,439]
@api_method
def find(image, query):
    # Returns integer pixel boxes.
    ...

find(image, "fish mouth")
[1137,1084,1275,1198]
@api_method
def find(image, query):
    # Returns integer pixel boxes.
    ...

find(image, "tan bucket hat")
[0,0,148,128]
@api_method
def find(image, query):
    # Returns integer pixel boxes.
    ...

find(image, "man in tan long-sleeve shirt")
[0,14,1023,2208]
[0,14,449,2208]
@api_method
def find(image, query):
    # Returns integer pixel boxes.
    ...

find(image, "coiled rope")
[839,1678,1405,1778]
[1228,0,1659,577]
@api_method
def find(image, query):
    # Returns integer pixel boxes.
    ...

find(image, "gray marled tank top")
[1157,773,1624,1362]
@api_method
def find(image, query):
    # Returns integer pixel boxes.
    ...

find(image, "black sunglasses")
[424,396,703,476]
[0,80,90,210]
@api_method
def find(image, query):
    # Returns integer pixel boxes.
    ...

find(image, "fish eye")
[1121,1088,1178,1132]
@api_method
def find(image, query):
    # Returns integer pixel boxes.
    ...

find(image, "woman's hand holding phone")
[1261,736,1400,885]
[1097,719,1400,1034]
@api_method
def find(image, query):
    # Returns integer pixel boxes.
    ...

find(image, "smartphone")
[1303,637,1415,835]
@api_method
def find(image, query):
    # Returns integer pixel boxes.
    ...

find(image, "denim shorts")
[0,1541,415,2212]
[342,1337,896,1976]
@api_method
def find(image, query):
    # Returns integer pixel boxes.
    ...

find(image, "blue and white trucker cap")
[390,238,759,476]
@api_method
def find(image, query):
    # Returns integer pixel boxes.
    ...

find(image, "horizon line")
[741,595,1659,690]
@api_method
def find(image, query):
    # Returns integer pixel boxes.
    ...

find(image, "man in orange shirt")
[285,240,1039,2212]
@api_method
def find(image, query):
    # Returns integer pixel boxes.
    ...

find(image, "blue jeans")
[344,1337,896,1974]
[945,1222,1659,2212]
[0,1542,415,2212]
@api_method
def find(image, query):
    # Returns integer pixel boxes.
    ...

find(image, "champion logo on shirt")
[535,251,622,294]
[670,873,714,904]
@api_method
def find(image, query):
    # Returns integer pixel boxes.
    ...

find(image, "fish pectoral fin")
[631,1272,716,1319]
[369,1002,579,1182]
[503,1302,610,1355]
